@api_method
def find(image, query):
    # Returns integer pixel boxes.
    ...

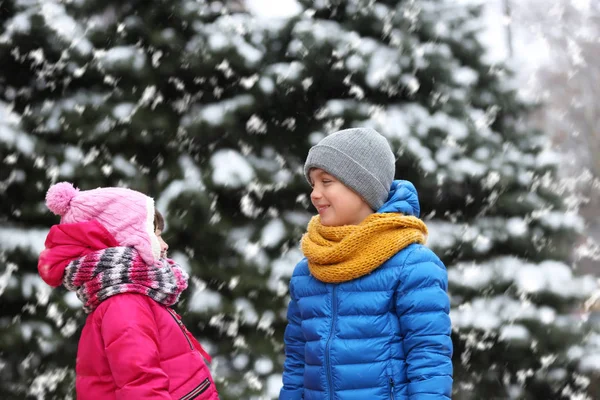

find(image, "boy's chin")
[319,215,334,226]
[319,215,344,227]
[319,213,366,227]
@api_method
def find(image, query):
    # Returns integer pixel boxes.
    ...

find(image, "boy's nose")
[310,188,322,201]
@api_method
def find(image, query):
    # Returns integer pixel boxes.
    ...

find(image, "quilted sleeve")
[395,245,453,399]
[279,279,305,400]
[101,294,172,399]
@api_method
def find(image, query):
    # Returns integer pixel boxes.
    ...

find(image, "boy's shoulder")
[291,257,310,277]
[386,243,444,269]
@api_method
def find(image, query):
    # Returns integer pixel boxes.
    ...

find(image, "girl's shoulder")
[98,292,154,307]
[91,293,157,322]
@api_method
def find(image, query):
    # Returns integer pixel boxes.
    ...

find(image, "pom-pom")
[45,182,79,216]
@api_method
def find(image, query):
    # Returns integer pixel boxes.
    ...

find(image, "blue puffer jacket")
[280,181,453,400]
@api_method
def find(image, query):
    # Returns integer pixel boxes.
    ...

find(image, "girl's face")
[155,228,169,258]
[309,168,373,226]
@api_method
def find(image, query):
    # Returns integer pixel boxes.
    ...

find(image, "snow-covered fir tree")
[0,0,598,399]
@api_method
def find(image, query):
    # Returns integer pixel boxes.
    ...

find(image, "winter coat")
[76,293,219,400]
[280,181,453,400]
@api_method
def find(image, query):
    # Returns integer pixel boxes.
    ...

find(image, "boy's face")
[309,168,373,226]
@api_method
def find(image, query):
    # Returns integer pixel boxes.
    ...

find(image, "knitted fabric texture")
[301,213,428,283]
[63,247,188,313]
[304,128,396,210]
[45,182,161,266]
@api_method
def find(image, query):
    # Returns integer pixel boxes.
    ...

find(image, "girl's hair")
[154,209,165,231]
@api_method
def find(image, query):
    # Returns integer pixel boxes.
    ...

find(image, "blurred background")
[1,0,599,399]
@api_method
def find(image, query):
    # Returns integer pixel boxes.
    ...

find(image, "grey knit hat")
[304,127,396,210]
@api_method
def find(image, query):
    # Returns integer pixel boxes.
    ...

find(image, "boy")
[280,128,453,399]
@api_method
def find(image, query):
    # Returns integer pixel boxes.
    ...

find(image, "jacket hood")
[38,220,119,287]
[377,180,421,217]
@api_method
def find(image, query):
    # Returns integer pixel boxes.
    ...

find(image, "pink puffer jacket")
[76,293,219,400]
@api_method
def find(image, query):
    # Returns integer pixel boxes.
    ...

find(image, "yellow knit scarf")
[301,213,428,283]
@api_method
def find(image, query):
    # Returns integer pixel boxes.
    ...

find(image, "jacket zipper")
[180,378,211,400]
[167,309,194,351]
[326,285,337,400]
[389,377,395,400]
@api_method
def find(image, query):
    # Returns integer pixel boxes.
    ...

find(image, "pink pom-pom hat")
[44,182,161,266]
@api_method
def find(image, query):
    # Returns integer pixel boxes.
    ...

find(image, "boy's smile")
[314,204,330,213]
[308,168,373,226]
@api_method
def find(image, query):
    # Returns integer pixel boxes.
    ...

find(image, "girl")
[38,182,218,399]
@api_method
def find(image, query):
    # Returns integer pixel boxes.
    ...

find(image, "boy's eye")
[322,180,332,184]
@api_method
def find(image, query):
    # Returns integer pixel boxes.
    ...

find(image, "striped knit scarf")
[301,213,428,283]
[63,247,189,313]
